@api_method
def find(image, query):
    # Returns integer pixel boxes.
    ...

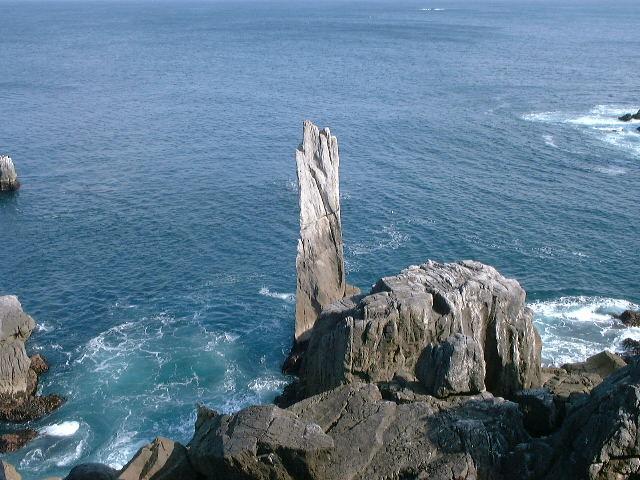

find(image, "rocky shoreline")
[2,122,640,479]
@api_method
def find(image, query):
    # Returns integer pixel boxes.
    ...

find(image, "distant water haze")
[0,0,638,476]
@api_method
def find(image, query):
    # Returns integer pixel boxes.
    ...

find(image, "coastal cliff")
[3,122,640,480]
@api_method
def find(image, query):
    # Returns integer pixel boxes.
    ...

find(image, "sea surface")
[0,0,639,476]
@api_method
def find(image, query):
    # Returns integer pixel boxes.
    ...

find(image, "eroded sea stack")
[294,121,348,343]
[0,155,20,192]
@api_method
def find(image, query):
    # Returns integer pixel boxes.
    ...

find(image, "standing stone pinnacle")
[294,121,346,342]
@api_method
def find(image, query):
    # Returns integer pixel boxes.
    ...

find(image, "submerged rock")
[300,260,542,398]
[0,156,19,192]
[294,121,348,343]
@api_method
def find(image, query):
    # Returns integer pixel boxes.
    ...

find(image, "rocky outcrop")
[561,350,626,379]
[0,156,20,192]
[0,296,63,451]
[618,309,640,327]
[188,382,530,480]
[0,429,37,453]
[543,359,640,479]
[299,260,542,398]
[119,437,200,480]
[618,109,640,122]
[294,121,347,343]
[0,296,35,396]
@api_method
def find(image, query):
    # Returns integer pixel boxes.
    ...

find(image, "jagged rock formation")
[294,121,347,342]
[618,109,640,122]
[0,156,20,192]
[0,296,35,396]
[542,359,640,479]
[186,383,530,480]
[618,309,640,327]
[0,296,63,452]
[299,260,542,399]
[119,437,199,480]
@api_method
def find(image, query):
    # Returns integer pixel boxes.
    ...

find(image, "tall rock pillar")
[294,121,346,342]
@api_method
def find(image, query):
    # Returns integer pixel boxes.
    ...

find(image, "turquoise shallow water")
[0,0,639,476]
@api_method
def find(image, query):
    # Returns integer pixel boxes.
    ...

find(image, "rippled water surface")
[1,0,639,476]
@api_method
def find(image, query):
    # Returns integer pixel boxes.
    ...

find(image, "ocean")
[0,0,639,476]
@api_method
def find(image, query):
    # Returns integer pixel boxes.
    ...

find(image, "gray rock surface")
[543,359,640,479]
[0,296,36,395]
[418,333,486,398]
[188,403,334,480]
[294,121,347,342]
[119,436,200,480]
[0,156,19,192]
[0,296,63,430]
[188,382,530,480]
[301,260,542,398]
[561,351,626,379]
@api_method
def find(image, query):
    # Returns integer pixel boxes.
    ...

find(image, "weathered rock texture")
[119,437,200,480]
[188,383,530,480]
[0,296,63,447]
[543,359,640,479]
[300,260,542,398]
[0,156,19,192]
[294,121,346,342]
[0,296,36,396]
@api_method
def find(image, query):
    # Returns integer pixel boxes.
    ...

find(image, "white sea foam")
[259,287,295,303]
[523,104,640,157]
[542,134,557,148]
[595,165,627,176]
[531,296,639,366]
[248,376,289,394]
[41,421,80,437]
[420,8,445,11]
[349,224,409,256]
[36,321,55,333]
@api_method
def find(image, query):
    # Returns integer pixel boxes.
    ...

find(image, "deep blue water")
[1,0,639,476]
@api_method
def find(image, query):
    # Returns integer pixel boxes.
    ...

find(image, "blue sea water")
[0,0,639,476]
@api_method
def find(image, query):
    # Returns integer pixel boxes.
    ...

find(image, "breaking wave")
[530,296,639,366]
